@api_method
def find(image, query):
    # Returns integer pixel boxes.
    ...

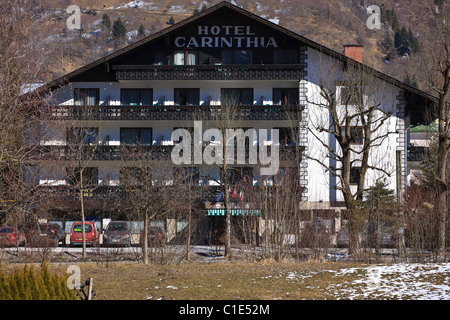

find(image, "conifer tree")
[138,24,146,36]
[101,13,111,31]
[0,268,11,300]
[112,18,127,40]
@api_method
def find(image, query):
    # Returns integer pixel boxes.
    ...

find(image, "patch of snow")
[166,285,178,290]
[107,1,159,11]
[167,5,189,14]
[325,263,450,300]
[21,83,43,94]
[126,30,139,40]
[269,18,280,25]
[255,2,269,12]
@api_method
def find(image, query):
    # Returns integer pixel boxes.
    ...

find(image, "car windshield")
[107,223,128,231]
[73,224,92,233]
[0,227,12,233]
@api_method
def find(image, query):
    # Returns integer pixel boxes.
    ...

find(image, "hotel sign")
[174,25,278,48]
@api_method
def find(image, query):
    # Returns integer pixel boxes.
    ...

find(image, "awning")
[207,209,261,216]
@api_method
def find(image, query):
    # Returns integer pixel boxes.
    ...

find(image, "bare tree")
[119,146,182,264]
[306,58,399,254]
[0,0,55,255]
[195,99,250,259]
[421,3,450,260]
[56,91,103,258]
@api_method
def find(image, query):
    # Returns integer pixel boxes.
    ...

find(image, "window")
[273,48,298,64]
[350,166,361,185]
[106,222,128,231]
[349,126,363,145]
[67,127,98,146]
[221,50,233,64]
[224,167,253,185]
[340,86,362,105]
[174,50,198,65]
[173,127,194,144]
[73,224,92,233]
[274,127,297,146]
[120,167,150,186]
[121,89,153,105]
[68,167,99,186]
[221,88,253,105]
[154,52,165,65]
[274,167,299,186]
[74,88,99,106]
[174,167,199,185]
[120,128,152,146]
[221,50,253,64]
[174,88,200,106]
[273,88,299,105]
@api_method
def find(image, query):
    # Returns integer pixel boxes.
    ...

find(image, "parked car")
[367,222,399,248]
[0,227,26,247]
[336,227,365,248]
[45,223,66,246]
[70,222,99,246]
[103,221,131,247]
[140,226,165,247]
[24,224,60,247]
[300,221,331,248]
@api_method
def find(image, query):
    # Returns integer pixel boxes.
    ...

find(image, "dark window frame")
[221,49,253,64]
[174,88,200,106]
[273,88,299,106]
[274,127,298,146]
[349,126,364,145]
[120,88,153,106]
[73,88,99,106]
[274,167,299,186]
[273,48,298,64]
[120,167,151,186]
[221,88,254,105]
[173,127,194,144]
[154,52,165,65]
[67,167,99,187]
[350,166,361,185]
[67,127,99,146]
[223,167,253,186]
[173,49,198,65]
[174,167,200,185]
[120,127,153,146]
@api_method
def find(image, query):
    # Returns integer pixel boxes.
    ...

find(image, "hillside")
[31,0,437,91]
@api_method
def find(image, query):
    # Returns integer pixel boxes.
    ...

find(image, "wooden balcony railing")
[38,184,305,208]
[113,64,305,81]
[31,145,301,162]
[50,104,302,121]
[34,145,174,161]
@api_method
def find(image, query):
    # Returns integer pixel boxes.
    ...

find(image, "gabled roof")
[38,0,436,103]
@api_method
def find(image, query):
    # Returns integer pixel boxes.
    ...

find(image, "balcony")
[50,104,302,121]
[112,64,305,81]
[38,184,305,211]
[34,145,174,161]
[32,144,300,162]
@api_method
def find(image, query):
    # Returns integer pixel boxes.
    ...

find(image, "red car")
[140,226,165,247]
[70,222,99,246]
[0,227,26,247]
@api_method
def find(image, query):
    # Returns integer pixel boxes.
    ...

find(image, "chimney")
[343,45,363,63]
